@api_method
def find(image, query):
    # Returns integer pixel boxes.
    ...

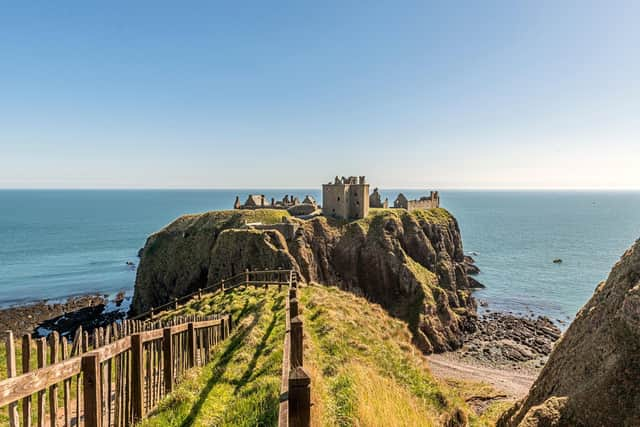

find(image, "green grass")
[300,284,481,427]
[355,207,453,233]
[0,283,505,426]
[144,283,504,427]
[411,208,453,226]
[140,286,286,427]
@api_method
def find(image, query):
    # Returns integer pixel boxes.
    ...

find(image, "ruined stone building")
[322,176,369,220]
[234,194,266,209]
[393,191,440,211]
[369,188,389,208]
[302,195,317,206]
[234,194,302,210]
[233,178,438,221]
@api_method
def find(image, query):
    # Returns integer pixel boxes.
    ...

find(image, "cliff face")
[132,208,477,353]
[499,239,640,427]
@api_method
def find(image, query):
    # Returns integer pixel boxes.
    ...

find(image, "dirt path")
[427,353,537,400]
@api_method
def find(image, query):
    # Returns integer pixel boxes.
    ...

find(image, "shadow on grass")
[232,294,284,395]
[179,298,266,427]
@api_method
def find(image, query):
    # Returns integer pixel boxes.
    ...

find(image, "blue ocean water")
[0,190,638,323]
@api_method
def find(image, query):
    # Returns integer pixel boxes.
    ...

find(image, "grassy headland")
[140,283,504,426]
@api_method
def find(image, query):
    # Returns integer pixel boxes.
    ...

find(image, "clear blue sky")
[1,1,638,189]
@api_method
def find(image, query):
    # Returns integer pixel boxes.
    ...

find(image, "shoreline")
[428,352,537,400]
[427,310,562,414]
[0,293,130,338]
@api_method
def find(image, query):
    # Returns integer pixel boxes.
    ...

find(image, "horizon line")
[1,187,639,192]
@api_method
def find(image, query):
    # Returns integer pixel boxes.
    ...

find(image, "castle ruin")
[232,177,439,221]
[393,191,440,211]
[369,188,389,208]
[234,194,317,211]
[322,176,369,220]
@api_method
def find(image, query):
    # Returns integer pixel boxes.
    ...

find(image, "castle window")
[356,201,359,205]
[337,197,340,202]
[354,192,358,196]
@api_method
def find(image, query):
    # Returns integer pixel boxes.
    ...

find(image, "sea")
[1,190,639,324]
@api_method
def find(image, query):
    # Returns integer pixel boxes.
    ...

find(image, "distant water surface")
[0,189,638,323]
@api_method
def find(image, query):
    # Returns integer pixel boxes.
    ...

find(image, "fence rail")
[2,314,230,427]
[1,268,307,427]
[129,268,295,321]
[278,273,311,427]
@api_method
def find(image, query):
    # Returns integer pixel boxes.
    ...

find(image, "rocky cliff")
[499,239,640,427]
[131,208,477,353]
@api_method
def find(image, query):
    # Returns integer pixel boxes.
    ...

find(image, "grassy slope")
[141,286,287,427]
[301,284,502,427]
[141,283,503,427]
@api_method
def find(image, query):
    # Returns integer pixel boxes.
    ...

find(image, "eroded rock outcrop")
[131,208,477,353]
[499,239,640,427]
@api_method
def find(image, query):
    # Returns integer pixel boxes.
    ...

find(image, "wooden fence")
[0,268,307,427]
[129,268,295,321]
[279,273,311,427]
[0,314,230,427]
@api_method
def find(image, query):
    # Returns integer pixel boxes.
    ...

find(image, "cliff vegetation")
[132,207,477,355]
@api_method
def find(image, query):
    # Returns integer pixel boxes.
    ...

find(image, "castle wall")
[406,199,439,211]
[393,191,440,211]
[348,184,369,219]
[322,177,369,219]
[322,184,349,219]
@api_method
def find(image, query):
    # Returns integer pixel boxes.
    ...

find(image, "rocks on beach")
[459,312,561,369]
[0,294,127,339]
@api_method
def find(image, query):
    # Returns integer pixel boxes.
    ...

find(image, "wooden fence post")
[131,333,144,422]
[290,298,299,318]
[49,332,59,427]
[188,323,197,368]
[163,328,173,394]
[245,268,250,286]
[5,331,19,427]
[82,352,102,427]
[290,316,303,368]
[36,338,46,427]
[21,334,32,427]
[288,367,311,427]
[220,317,226,341]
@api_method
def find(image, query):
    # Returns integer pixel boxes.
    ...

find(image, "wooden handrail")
[0,314,231,426]
[0,269,300,427]
[279,275,311,427]
[129,269,295,321]
[0,357,82,408]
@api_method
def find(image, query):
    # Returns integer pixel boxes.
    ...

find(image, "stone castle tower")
[322,176,369,220]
